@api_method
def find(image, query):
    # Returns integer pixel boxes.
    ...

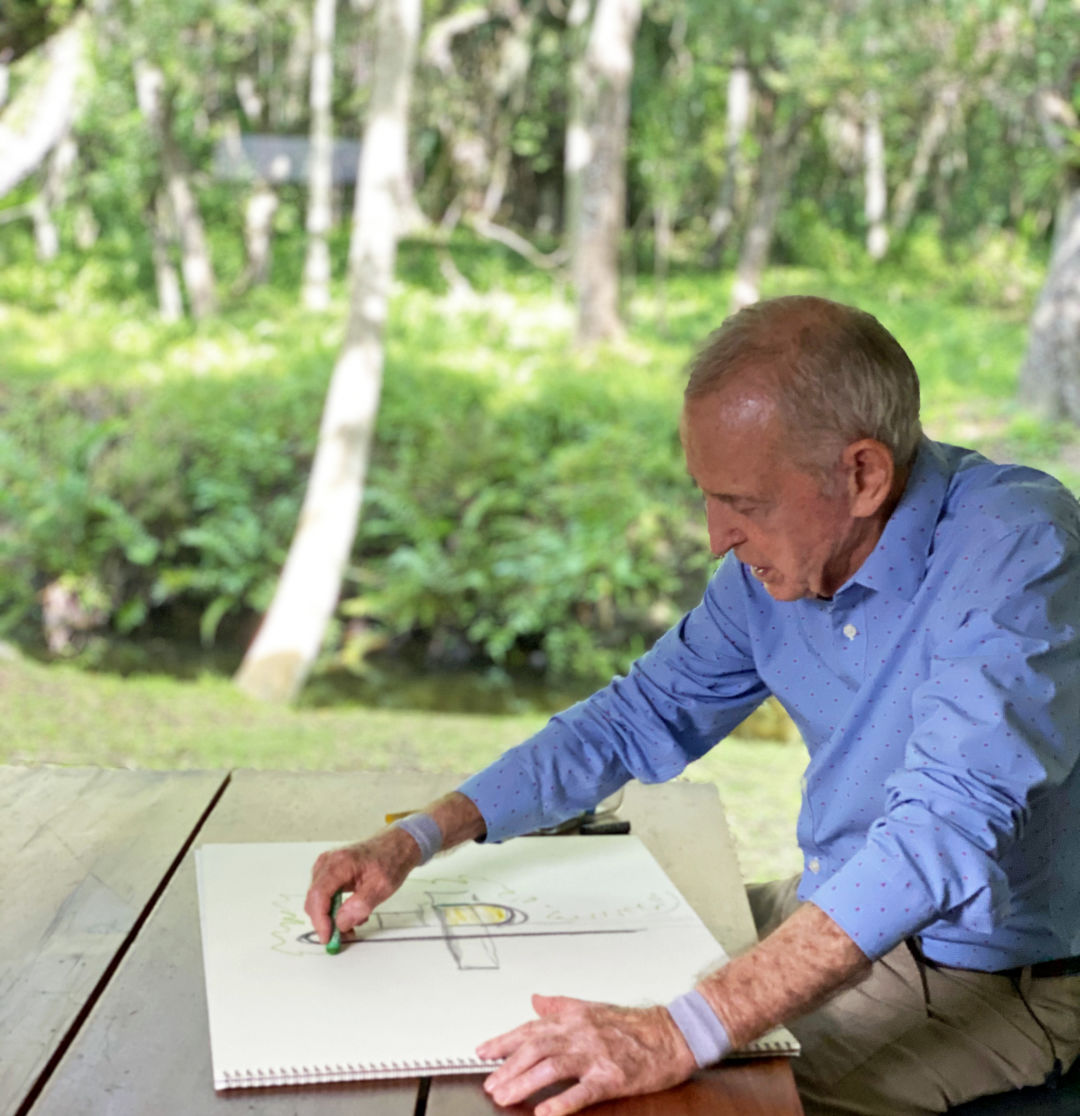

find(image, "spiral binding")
[216,1055,501,1090]
[214,1032,798,1090]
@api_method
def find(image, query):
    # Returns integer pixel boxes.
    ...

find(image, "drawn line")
[294,928,642,946]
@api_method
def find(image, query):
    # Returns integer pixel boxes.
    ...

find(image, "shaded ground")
[0,653,804,883]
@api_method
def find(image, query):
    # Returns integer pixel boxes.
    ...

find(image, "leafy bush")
[0,274,710,682]
[1,233,1054,685]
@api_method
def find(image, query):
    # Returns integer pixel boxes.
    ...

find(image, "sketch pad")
[195,836,791,1090]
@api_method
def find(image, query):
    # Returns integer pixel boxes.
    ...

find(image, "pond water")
[72,636,600,717]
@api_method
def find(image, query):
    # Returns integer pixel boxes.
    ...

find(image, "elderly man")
[306,296,1080,1115]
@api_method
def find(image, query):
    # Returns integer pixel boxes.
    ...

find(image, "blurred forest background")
[2,0,1078,876]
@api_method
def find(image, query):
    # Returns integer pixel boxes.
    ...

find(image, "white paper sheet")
[195,835,732,1089]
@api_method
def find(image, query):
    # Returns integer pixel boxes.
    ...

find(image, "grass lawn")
[0,652,805,883]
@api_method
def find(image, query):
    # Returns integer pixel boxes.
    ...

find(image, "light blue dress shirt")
[460,440,1080,970]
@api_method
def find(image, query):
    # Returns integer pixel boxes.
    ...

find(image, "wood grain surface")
[0,764,227,1116]
[427,1060,802,1116]
[29,769,460,1116]
[25,770,801,1116]
[426,780,802,1116]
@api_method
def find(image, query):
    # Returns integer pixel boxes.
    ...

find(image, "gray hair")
[684,296,922,470]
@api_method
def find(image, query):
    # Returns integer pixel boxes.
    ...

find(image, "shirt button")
[808,857,821,873]
[842,624,858,640]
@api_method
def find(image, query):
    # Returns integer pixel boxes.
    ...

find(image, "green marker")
[326,889,344,955]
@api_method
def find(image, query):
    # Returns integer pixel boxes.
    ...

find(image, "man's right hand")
[304,826,421,944]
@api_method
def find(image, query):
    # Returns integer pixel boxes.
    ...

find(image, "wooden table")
[2,766,802,1116]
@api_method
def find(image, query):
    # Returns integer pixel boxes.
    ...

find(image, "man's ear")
[842,439,895,518]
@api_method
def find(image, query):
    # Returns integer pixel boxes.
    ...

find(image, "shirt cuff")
[808,842,941,960]
[458,748,547,843]
[666,990,733,1067]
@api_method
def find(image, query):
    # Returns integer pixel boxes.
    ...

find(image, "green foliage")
[0,234,1072,688]
[0,242,707,681]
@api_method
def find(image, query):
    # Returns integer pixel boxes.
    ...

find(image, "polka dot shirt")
[460,440,1080,969]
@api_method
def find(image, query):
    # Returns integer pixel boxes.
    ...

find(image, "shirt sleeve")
[811,520,1080,960]
[459,555,771,842]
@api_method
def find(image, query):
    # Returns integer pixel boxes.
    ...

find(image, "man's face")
[680,388,876,601]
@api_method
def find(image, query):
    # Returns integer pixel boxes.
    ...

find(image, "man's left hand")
[477,994,696,1116]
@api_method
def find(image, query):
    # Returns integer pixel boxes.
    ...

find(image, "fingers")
[532,993,585,1017]
[304,832,417,943]
[304,847,363,944]
[484,1045,565,1108]
[477,1020,537,1062]
[536,1081,599,1116]
[479,999,696,1112]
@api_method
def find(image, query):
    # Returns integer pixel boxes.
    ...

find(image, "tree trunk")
[163,132,218,320]
[562,0,591,259]
[302,0,337,311]
[0,13,87,200]
[1018,175,1080,421]
[653,197,672,333]
[480,8,534,223]
[30,195,59,260]
[863,90,888,260]
[30,132,76,261]
[731,103,807,312]
[571,0,642,345]
[891,83,960,236]
[235,0,421,704]
[150,190,184,322]
[243,180,279,287]
[276,9,313,129]
[706,54,753,264]
[135,61,218,319]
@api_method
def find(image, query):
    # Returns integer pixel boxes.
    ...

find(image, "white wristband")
[393,813,442,865]
[666,990,734,1067]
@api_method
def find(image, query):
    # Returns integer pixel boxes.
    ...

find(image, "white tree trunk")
[707,55,753,259]
[891,83,960,236]
[572,0,642,345]
[302,0,338,311]
[31,195,59,260]
[863,90,888,260]
[30,132,77,261]
[277,9,314,129]
[562,0,592,259]
[135,61,218,319]
[1018,178,1080,420]
[235,0,421,703]
[244,180,280,286]
[150,190,184,322]
[165,145,218,320]
[0,13,87,199]
[731,107,807,312]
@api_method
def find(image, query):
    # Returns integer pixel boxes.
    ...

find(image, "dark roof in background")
[213,133,363,185]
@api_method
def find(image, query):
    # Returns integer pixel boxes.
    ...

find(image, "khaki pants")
[748,876,1080,1115]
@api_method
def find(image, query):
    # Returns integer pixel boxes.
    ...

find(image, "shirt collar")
[841,437,950,603]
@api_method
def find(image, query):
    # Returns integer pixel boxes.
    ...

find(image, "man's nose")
[706,503,746,557]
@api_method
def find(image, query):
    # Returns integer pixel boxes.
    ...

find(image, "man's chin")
[762,579,805,602]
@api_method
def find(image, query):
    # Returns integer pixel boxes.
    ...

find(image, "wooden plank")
[0,764,227,1116]
[427,780,802,1116]
[31,769,461,1116]
[429,1060,802,1116]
